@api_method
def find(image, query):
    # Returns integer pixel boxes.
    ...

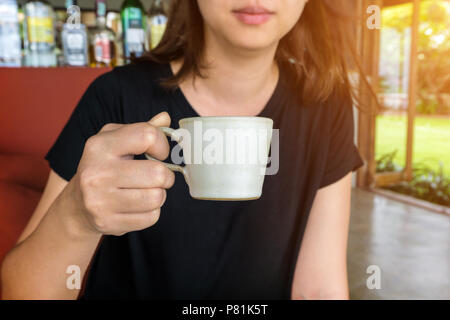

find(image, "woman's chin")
[227,37,278,53]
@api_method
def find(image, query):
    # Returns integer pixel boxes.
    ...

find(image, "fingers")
[110,188,167,214]
[94,112,172,159]
[113,160,175,189]
[111,209,161,233]
[100,112,170,133]
[96,122,170,159]
[99,123,124,133]
[148,111,171,127]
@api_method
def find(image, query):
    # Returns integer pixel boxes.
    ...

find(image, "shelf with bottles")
[0,0,170,69]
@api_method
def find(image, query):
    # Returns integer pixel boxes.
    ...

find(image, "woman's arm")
[1,113,174,299]
[1,172,102,300]
[291,172,353,300]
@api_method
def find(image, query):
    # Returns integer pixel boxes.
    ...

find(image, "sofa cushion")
[0,181,41,298]
[0,154,49,192]
[0,67,111,157]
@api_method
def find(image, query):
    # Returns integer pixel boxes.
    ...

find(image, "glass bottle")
[23,0,56,67]
[0,0,21,66]
[89,0,116,67]
[61,0,89,66]
[147,0,167,50]
[106,11,123,66]
[121,0,145,63]
[18,6,25,64]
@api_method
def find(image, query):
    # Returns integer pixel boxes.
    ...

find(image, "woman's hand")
[64,112,176,237]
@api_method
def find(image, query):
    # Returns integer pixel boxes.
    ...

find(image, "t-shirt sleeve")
[45,71,121,182]
[319,94,365,189]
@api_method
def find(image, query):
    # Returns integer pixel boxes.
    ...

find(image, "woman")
[2,0,367,299]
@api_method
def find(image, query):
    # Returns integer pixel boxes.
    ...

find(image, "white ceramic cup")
[145,116,273,200]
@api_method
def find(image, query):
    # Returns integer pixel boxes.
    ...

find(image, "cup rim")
[179,116,273,125]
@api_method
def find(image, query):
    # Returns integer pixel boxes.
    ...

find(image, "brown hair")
[141,0,376,112]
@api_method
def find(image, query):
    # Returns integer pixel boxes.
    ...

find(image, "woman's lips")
[232,6,274,25]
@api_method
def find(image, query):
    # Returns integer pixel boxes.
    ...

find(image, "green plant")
[416,95,439,115]
[376,150,403,173]
[384,161,450,206]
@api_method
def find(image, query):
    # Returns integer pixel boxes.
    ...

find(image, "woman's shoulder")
[111,59,171,86]
[84,60,172,110]
[87,59,170,93]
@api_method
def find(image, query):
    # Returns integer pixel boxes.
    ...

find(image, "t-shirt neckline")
[163,62,283,118]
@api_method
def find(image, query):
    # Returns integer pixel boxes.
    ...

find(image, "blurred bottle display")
[23,0,56,67]
[6,0,172,68]
[61,0,88,66]
[148,0,167,50]
[0,0,22,67]
[89,0,116,67]
[121,0,145,62]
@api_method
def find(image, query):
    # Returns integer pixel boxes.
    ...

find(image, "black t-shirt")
[45,60,364,299]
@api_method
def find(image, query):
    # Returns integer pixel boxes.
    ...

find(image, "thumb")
[149,111,171,128]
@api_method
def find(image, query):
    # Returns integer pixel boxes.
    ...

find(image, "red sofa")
[0,67,110,298]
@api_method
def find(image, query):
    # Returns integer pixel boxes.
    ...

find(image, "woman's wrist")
[50,177,102,243]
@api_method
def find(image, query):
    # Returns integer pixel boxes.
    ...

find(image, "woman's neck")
[171,30,280,117]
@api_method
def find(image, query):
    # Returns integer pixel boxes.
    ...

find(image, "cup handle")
[144,127,187,177]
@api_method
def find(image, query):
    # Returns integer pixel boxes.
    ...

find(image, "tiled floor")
[348,188,450,300]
